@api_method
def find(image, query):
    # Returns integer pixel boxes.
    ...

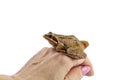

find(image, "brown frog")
[43,32,89,59]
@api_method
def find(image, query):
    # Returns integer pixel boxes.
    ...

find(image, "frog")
[43,32,89,59]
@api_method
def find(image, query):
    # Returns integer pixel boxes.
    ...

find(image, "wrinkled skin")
[43,32,89,59]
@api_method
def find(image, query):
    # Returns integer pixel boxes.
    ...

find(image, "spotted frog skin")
[43,32,89,59]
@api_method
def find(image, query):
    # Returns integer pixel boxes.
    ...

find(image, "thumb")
[64,66,91,80]
[64,66,83,80]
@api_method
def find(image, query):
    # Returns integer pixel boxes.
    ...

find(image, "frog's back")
[58,35,82,48]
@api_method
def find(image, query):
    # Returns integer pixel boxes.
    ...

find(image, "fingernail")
[82,66,90,75]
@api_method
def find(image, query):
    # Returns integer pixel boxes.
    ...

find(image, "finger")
[64,66,83,80]
[81,57,94,76]
[72,59,85,66]
[81,66,91,75]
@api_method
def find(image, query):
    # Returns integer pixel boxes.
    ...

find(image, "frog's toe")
[81,41,89,49]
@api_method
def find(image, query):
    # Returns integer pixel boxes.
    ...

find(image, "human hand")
[12,47,94,80]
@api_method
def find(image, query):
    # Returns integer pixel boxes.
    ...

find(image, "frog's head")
[43,32,58,47]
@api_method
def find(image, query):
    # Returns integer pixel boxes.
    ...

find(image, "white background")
[0,0,120,80]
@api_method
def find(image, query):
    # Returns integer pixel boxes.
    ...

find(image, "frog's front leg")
[55,42,66,52]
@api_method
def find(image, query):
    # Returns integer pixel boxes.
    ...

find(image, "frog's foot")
[81,41,89,49]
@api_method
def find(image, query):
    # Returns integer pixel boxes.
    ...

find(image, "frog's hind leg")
[67,47,87,59]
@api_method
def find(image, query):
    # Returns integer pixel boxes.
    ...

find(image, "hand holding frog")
[12,47,94,80]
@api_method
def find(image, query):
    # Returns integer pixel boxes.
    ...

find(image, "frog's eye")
[52,36,57,42]
[47,34,58,42]
[48,34,53,38]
